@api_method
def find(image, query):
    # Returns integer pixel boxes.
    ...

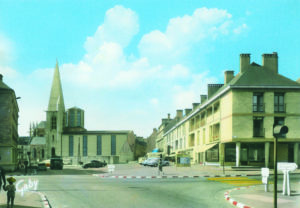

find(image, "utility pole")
[273,125,288,208]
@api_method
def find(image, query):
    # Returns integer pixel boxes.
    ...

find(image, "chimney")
[184,108,192,115]
[167,113,170,119]
[240,53,250,73]
[0,74,3,81]
[176,110,183,119]
[200,95,207,103]
[262,52,278,73]
[192,103,200,109]
[224,70,234,84]
[207,84,224,99]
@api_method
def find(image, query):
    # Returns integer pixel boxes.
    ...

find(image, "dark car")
[37,163,47,171]
[83,160,107,168]
[50,157,63,170]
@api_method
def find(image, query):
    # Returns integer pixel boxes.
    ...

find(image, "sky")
[0,0,300,137]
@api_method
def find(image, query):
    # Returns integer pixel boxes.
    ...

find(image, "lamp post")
[273,125,288,208]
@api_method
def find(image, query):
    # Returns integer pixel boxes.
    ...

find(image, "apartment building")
[157,52,300,167]
[0,74,19,170]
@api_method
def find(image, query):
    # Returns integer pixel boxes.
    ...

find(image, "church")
[41,62,136,164]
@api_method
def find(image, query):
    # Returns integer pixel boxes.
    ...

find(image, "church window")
[69,110,75,127]
[111,135,116,155]
[69,136,73,156]
[83,135,87,156]
[77,112,81,127]
[52,135,54,142]
[97,135,102,155]
[51,116,57,129]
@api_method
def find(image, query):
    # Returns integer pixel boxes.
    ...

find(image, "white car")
[142,158,159,166]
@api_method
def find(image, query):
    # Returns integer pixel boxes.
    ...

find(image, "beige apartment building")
[157,52,300,167]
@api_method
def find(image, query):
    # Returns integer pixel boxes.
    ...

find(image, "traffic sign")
[278,162,298,171]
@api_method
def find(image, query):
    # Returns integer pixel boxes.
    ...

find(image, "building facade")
[0,74,19,171]
[157,53,300,167]
[42,62,135,164]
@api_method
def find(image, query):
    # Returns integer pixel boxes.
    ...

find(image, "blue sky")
[1,0,300,137]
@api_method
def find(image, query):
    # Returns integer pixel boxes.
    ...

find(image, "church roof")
[48,61,65,111]
[30,137,46,145]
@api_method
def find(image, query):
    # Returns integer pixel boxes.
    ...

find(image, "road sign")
[108,165,115,173]
[261,168,270,192]
[261,168,269,177]
[277,163,297,196]
[278,162,298,171]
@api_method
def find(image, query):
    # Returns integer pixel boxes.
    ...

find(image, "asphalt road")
[10,166,300,208]
[33,175,233,208]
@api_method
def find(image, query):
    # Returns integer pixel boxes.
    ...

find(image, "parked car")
[50,157,63,170]
[143,158,170,167]
[83,160,107,168]
[142,158,159,166]
[37,163,47,171]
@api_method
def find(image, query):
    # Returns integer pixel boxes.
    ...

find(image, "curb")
[224,186,253,208]
[37,192,52,208]
[92,174,261,179]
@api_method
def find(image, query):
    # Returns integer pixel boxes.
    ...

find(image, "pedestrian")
[4,176,16,208]
[158,154,163,176]
[0,166,6,194]
[24,161,28,175]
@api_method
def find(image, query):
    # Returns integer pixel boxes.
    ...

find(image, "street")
[29,175,233,208]
[4,165,300,208]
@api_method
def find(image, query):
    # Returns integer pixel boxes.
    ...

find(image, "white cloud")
[0,65,18,78]
[150,98,159,106]
[172,71,217,109]
[0,34,18,79]
[0,34,14,64]
[138,7,238,62]
[84,5,139,55]
[233,23,248,34]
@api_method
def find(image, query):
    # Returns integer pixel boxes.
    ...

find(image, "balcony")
[253,103,265,112]
[274,104,286,113]
[253,128,265,137]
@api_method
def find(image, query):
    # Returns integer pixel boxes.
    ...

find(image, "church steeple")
[48,60,65,112]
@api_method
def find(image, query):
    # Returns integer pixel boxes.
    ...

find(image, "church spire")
[48,61,65,112]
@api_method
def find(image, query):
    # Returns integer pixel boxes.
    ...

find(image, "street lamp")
[273,125,288,208]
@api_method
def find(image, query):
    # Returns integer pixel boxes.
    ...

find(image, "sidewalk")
[0,190,44,208]
[94,163,300,177]
[227,182,300,208]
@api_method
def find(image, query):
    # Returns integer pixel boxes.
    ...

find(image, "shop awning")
[199,143,218,152]
[152,148,159,153]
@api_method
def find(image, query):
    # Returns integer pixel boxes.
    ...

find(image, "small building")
[30,137,46,163]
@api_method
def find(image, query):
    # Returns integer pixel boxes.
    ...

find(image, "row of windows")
[68,135,116,156]
[253,92,285,112]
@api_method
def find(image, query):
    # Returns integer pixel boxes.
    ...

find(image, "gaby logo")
[16,178,39,197]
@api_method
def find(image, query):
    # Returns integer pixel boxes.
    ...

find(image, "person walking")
[4,177,16,208]
[24,161,28,175]
[0,166,6,193]
[158,154,163,176]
